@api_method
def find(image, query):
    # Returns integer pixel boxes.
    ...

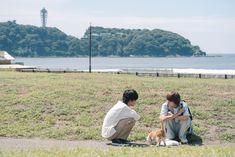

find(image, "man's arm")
[160,112,174,122]
[160,108,185,122]
[176,104,190,121]
[124,106,140,121]
[176,115,189,121]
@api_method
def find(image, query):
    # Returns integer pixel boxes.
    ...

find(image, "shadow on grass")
[106,134,203,147]
[165,133,203,146]
[187,133,203,146]
[107,142,149,147]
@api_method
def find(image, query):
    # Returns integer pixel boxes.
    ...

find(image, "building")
[0,51,15,64]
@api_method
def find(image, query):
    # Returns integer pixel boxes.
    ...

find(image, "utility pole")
[89,23,92,73]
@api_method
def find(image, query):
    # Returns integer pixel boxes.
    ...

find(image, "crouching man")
[102,89,140,145]
[160,92,192,144]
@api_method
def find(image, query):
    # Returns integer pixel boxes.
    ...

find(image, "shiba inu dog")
[146,122,166,146]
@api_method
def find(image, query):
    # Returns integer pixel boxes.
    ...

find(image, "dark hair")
[122,89,138,104]
[166,92,181,105]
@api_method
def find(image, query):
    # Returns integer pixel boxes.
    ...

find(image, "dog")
[146,121,166,146]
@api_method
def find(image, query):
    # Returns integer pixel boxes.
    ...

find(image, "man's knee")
[127,118,136,126]
[117,118,136,128]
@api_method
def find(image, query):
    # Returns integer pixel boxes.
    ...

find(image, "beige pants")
[108,118,136,140]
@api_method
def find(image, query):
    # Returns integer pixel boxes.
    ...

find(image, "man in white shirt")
[160,92,192,144]
[102,89,140,145]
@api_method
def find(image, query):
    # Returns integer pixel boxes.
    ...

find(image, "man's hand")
[167,112,177,119]
[176,108,185,116]
[161,112,175,122]
[171,108,185,120]
[167,112,173,117]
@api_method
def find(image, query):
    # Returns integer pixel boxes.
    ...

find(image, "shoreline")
[14,55,225,59]
[1,64,235,76]
[15,67,235,79]
[28,68,235,75]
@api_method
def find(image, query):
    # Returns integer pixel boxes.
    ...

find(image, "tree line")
[0,21,206,57]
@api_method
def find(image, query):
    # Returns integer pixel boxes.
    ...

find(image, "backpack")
[180,100,194,134]
[180,100,193,121]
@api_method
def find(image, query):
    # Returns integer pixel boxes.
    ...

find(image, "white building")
[0,51,15,64]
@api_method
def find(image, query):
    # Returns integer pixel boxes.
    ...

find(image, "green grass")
[0,146,234,157]
[0,71,234,143]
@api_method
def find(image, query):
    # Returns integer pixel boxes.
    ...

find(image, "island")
[0,21,206,57]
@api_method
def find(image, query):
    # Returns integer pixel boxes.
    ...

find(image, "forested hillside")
[0,21,206,57]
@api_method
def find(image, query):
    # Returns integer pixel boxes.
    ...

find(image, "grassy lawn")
[0,145,234,157]
[0,71,234,143]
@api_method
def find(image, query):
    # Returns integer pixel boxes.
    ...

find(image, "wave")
[98,68,235,75]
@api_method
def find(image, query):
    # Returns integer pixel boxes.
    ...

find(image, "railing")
[16,68,235,79]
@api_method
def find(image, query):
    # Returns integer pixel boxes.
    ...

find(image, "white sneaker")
[180,139,188,144]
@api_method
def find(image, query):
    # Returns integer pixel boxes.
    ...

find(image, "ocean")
[15,54,235,74]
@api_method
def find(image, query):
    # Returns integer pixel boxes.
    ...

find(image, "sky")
[0,0,235,54]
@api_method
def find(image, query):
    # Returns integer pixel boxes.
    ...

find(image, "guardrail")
[16,68,235,79]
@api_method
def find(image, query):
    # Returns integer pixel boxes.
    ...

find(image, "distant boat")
[0,51,15,64]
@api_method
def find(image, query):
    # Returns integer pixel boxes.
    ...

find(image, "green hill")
[0,21,206,57]
[0,21,79,57]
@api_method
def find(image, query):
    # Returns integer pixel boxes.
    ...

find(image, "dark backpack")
[180,100,193,121]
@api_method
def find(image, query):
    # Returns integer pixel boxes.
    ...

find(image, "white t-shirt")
[160,101,190,116]
[101,101,140,138]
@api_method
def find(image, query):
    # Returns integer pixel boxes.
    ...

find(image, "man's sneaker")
[120,139,131,144]
[111,139,131,146]
[112,139,131,144]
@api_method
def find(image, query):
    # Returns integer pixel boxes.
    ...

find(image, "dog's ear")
[148,130,151,133]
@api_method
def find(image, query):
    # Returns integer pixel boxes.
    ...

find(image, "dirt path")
[0,137,232,150]
[0,138,112,150]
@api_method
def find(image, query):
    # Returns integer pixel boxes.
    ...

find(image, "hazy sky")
[0,0,235,54]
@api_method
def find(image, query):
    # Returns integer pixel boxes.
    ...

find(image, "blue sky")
[0,0,235,54]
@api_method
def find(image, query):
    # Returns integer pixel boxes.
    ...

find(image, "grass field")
[0,71,234,143]
[0,145,234,157]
